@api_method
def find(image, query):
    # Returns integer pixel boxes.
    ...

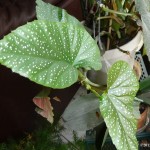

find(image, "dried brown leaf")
[33,97,54,123]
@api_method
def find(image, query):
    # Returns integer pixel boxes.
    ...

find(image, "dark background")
[0,0,82,141]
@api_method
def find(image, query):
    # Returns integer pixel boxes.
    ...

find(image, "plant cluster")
[0,0,150,150]
[81,0,140,50]
[0,123,85,150]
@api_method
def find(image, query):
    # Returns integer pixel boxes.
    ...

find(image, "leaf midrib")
[107,95,137,150]
[1,51,72,65]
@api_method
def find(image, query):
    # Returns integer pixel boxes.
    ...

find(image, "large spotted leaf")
[100,61,139,150]
[36,0,81,26]
[0,20,101,89]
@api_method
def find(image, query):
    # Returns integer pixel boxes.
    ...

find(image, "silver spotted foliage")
[100,61,139,150]
[0,20,101,88]
[36,0,81,26]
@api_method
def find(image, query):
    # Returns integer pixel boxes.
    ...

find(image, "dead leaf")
[96,111,100,119]
[33,97,54,123]
[53,96,61,102]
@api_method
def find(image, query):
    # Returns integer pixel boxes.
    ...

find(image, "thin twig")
[97,15,124,25]
[106,19,112,50]
[100,3,134,17]
[98,7,104,53]
[93,20,96,38]
[59,133,80,150]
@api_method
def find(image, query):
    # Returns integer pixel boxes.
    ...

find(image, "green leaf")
[100,61,139,150]
[137,91,150,105]
[36,87,51,97]
[36,0,81,26]
[139,76,150,92]
[101,129,109,148]
[0,20,101,89]
[140,14,150,61]
[135,0,150,60]
[62,93,103,131]
[115,0,126,20]
[112,21,121,38]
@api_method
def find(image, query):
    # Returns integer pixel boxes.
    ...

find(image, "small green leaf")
[100,61,139,150]
[139,76,150,92]
[36,0,81,26]
[101,129,109,148]
[137,91,150,105]
[0,20,101,89]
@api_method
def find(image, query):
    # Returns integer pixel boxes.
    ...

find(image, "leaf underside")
[100,61,139,150]
[0,20,101,89]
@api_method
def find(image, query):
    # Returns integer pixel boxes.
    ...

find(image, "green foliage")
[0,124,85,150]
[36,0,81,26]
[0,20,101,89]
[135,0,150,61]
[139,76,150,92]
[137,91,150,105]
[100,61,139,150]
[0,1,141,150]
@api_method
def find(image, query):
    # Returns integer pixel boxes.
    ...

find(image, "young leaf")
[101,129,109,149]
[0,20,101,88]
[36,0,81,26]
[33,97,54,123]
[62,93,103,131]
[100,61,139,150]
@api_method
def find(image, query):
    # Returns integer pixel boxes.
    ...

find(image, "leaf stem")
[99,3,135,17]
[106,18,112,50]
[78,70,103,99]
[97,16,124,26]
[134,97,143,102]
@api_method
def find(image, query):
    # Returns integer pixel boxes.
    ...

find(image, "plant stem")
[90,88,102,98]
[97,7,104,53]
[78,70,103,99]
[127,1,135,13]
[99,3,134,17]
[106,18,112,50]
[97,16,124,26]
[84,77,100,87]
[93,20,96,38]
[134,97,143,102]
